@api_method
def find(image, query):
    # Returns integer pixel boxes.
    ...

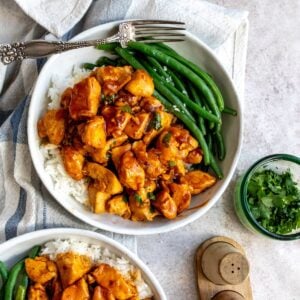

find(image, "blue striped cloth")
[0,0,247,250]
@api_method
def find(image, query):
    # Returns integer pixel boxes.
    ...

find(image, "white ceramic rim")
[0,228,167,299]
[28,20,243,235]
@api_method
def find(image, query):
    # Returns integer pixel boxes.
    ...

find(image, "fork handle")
[0,35,119,65]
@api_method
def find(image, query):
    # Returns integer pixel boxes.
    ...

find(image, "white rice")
[40,66,91,204]
[40,239,153,299]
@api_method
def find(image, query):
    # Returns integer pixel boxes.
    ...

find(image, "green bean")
[154,91,211,165]
[127,42,221,119]
[223,106,237,116]
[0,261,8,285]
[28,246,41,258]
[145,56,169,79]
[187,82,207,135]
[115,47,195,121]
[4,260,24,300]
[214,131,226,161]
[96,42,119,51]
[166,68,188,95]
[208,148,223,179]
[151,43,225,111]
[140,56,220,124]
[152,42,178,54]
[15,285,26,300]
[96,56,117,67]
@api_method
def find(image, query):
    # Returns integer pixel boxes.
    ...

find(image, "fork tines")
[131,20,185,26]
[132,19,186,43]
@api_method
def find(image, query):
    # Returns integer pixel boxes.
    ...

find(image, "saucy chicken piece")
[101,106,131,137]
[152,189,177,219]
[180,170,216,194]
[37,109,66,145]
[28,283,48,300]
[61,87,73,108]
[61,278,90,300]
[114,92,140,107]
[79,116,106,149]
[95,65,133,96]
[143,111,174,145]
[111,143,131,169]
[92,264,137,299]
[51,278,63,300]
[69,76,101,120]
[131,141,147,164]
[144,149,166,179]
[124,112,150,140]
[106,195,131,219]
[185,148,203,164]
[118,151,145,190]
[169,183,191,214]
[140,96,163,112]
[125,69,154,97]
[169,126,198,158]
[85,162,123,195]
[25,256,57,284]
[56,252,92,288]
[144,179,156,193]
[61,146,85,180]
[88,182,111,213]
[129,190,158,222]
[93,286,115,300]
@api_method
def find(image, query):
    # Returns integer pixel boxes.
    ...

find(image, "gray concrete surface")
[137,1,300,299]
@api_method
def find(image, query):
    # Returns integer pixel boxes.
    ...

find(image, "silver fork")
[0,20,185,65]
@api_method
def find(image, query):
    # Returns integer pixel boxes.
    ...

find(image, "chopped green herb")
[247,169,300,234]
[82,63,96,70]
[123,195,128,203]
[102,94,116,105]
[168,160,176,167]
[134,193,143,204]
[148,112,162,130]
[120,104,132,113]
[162,132,172,146]
[147,192,156,201]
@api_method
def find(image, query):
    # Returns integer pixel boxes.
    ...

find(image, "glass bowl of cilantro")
[234,154,300,240]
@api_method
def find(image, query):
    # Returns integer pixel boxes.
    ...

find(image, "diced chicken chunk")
[185,148,203,164]
[56,252,92,288]
[69,77,101,120]
[85,162,123,194]
[92,264,137,299]
[180,170,216,194]
[102,106,131,137]
[61,278,90,300]
[61,146,85,180]
[28,283,48,300]
[152,189,177,219]
[169,183,191,214]
[118,151,145,190]
[106,195,131,219]
[125,69,154,97]
[140,96,163,112]
[92,286,115,300]
[111,143,131,169]
[88,183,111,213]
[61,87,73,108]
[79,116,106,149]
[95,65,133,96]
[25,256,57,284]
[37,109,66,145]
[129,189,158,222]
[144,149,166,179]
[124,113,150,140]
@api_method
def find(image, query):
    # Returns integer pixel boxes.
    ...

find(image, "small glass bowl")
[234,154,300,240]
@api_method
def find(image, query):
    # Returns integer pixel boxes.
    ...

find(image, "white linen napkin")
[0,0,248,254]
[14,0,92,38]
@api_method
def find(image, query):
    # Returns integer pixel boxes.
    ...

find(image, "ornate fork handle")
[0,35,120,65]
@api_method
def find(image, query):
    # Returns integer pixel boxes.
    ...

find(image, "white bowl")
[0,228,166,299]
[28,20,242,235]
